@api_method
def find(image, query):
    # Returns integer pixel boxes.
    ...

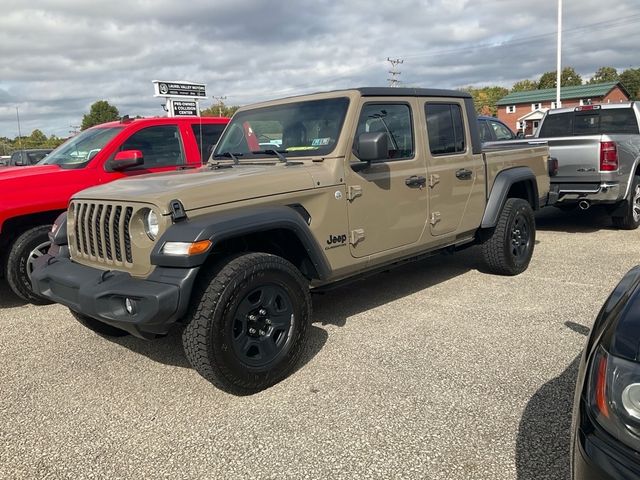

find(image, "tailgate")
[531,136,603,183]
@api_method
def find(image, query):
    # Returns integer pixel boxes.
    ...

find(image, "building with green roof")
[496,82,630,136]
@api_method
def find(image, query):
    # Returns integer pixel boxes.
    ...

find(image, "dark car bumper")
[573,403,640,479]
[32,255,199,339]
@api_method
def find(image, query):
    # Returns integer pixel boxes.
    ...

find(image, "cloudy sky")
[1,0,639,138]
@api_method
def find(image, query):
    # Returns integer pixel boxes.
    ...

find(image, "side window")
[191,123,226,162]
[478,120,493,142]
[425,103,466,155]
[120,125,185,167]
[489,120,515,140]
[354,103,413,160]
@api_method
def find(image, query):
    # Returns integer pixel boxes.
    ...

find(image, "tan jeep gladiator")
[33,88,554,394]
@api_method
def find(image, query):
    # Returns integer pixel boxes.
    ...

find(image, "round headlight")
[622,383,640,420]
[145,210,159,240]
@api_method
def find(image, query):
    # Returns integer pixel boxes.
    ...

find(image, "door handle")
[405,175,427,188]
[455,168,473,180]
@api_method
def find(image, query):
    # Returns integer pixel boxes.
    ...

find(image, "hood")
[0,164,63,181]
[593,266,640,362]
[73,164,316,214]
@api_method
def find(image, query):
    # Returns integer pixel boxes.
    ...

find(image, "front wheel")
[612,175,640,230]
[5,225,54,304]
[182,253,311,395]
[481,198,536,276]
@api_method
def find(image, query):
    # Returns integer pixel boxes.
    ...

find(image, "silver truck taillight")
[600,141,618,172]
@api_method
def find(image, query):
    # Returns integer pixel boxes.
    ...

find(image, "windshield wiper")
[212,151,243,165]
[251,149,290,165]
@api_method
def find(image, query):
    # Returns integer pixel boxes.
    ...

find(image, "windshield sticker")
[286,146,319,151]
[311,137,331,146]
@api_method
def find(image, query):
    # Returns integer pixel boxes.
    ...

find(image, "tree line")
[463,66,640,116]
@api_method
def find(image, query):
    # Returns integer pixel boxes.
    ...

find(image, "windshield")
[41,126,124,168]
[213,97,349,160]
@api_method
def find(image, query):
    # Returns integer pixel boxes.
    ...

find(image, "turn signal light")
[162,240,212,256]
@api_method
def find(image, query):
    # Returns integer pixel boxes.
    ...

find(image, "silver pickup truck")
[533,103,640,229]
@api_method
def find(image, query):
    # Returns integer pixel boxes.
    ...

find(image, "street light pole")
[556,0,562,108]
[16,107,24,151]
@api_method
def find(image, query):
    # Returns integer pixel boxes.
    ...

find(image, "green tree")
[588,66,619,84]
[538,67,583,89]
[201,103,240,118]
[461,86,509,116]
[26,129,48,148]
[620,68,640,100]
[511,79,538,92]
[81,100,120,130]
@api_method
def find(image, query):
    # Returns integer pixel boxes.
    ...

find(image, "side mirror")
[107,149,144,171]
[516,132,525,139]
[356,132,388,162]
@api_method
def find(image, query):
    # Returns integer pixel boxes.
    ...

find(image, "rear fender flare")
[481,167,538,229]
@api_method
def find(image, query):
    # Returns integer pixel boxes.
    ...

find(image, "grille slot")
[70,201,143,268]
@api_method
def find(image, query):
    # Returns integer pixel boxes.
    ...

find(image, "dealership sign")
[171,100,199,116]
[152,80,207,99]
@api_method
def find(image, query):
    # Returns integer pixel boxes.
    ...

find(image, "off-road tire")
[5,225,54,305]
[183,253,311,395]
[612,175,640,230]
[481,198,535,276]
[69,309,130,337]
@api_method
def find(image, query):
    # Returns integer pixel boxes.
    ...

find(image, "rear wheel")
[182,252,311,394]
[481,198,536,276]
[612,175,640,230]
[69,310,130,337]
[5,225,54,304]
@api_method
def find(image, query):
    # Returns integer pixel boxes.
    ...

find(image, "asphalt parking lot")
[1,206,637,480]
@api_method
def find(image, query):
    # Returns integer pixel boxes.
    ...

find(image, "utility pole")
[387,58,404,88]
[212,95,227,117]
[556,0,562,108]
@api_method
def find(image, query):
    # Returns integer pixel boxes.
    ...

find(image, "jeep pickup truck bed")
[33,87,553,393]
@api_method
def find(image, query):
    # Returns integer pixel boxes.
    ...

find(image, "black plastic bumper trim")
[31,256,199,339]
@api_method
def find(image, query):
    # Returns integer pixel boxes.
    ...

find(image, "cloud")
[0,0,638,137]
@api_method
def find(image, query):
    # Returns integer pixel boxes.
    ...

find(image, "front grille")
[71,201,136,267]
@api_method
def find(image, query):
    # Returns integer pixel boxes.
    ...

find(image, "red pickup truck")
[0,116,229,303]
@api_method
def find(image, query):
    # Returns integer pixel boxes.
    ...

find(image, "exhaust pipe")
[579,200,590,210]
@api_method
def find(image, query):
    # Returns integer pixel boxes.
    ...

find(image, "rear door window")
[425,103,466,155]
[191,123,226,162]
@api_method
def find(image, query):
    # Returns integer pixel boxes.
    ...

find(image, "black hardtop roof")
[357,87,471,99]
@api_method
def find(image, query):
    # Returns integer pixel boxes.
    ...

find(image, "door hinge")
[350,229,365,246]
[347,185,362,201]
[430,212,441,226]
[429,174,440,188]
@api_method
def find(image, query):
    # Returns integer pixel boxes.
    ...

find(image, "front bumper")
[554,182,623,204]
[572,403,640,479]
[32,255,199,339]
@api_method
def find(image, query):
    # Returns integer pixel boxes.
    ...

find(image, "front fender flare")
[150,205,331,280]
